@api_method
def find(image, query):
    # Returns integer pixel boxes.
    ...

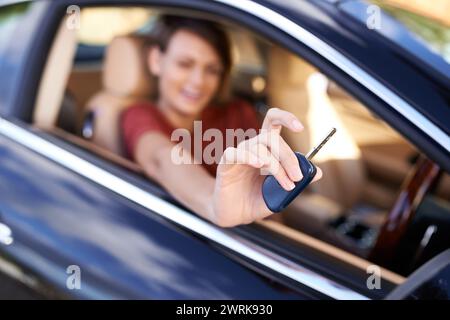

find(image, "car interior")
[31,6,450,283]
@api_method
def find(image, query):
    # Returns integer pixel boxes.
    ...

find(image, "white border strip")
[0,118,369,300]
[214,0,449,151]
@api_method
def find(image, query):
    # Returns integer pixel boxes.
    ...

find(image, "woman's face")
[149,29,224,117]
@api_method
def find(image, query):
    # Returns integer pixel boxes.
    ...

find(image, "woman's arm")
[133,108,322,227]
[134,131,217,223]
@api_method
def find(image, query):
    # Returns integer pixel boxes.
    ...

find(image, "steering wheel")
[368,156,442,269]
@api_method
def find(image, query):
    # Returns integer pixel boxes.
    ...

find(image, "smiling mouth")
[181,89,203,102]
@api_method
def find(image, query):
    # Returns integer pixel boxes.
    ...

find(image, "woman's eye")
[206,66,222,76]
[177,60,193,69]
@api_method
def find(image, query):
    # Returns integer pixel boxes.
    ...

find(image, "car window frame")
[0,0,50,120]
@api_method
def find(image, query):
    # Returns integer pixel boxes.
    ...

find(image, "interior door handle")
[0,221,13,246]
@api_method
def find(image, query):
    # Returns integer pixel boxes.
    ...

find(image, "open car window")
[27,4,450,299]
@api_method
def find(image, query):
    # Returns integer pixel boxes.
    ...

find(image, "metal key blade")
[305,127,337,160]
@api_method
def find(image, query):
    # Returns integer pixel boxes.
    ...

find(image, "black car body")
[0,0,449,300]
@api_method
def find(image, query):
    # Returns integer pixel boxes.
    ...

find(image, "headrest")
[103,35,154,97]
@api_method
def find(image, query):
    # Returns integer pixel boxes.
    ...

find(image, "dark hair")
[146,14,232,104]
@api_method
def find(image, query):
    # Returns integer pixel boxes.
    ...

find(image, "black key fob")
[262,152,316,213]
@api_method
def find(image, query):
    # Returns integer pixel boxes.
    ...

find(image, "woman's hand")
[212,108,322,227]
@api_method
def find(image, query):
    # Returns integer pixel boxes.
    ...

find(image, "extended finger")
[255,131,303,182]
[220,147,264,169]
[312,165,323,182]
[262,107,304,133]
[250,143,295,191]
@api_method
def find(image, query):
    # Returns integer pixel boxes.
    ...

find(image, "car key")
[262,128,337,212]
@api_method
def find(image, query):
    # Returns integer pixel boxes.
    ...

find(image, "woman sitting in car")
[121,15,322,227]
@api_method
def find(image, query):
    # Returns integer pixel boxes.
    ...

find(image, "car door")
[0,0,376,300]
[0,122,315,299]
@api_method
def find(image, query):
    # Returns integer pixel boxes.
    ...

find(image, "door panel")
[0,133,302,299]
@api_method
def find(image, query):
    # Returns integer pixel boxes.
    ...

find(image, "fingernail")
[286,181,296,190]
[292,120,303,130]
[292,168,303,182]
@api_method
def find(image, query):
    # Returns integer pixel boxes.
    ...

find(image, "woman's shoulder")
[121,100,170,134]
[121,101,172,159]
[122,100,169,126]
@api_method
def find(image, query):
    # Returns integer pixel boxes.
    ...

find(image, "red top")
[121,100,260,176]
